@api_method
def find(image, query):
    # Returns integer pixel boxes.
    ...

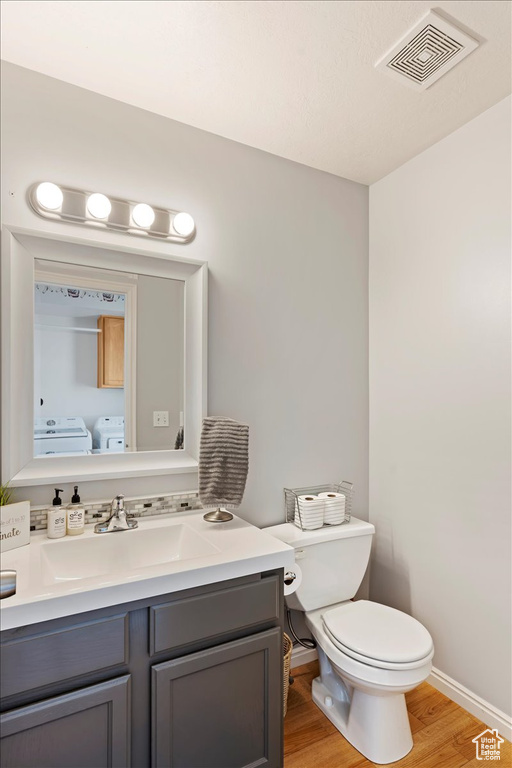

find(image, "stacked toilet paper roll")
[318,491,346,525]
[295,494,324,530]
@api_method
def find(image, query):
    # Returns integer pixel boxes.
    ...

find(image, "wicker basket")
[283,633,293,717]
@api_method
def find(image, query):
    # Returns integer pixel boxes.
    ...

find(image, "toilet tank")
[265,517,375,612]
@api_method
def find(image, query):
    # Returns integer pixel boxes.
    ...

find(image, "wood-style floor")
[284,661,511,768]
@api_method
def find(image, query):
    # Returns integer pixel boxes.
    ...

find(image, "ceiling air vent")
[376,10,479,90]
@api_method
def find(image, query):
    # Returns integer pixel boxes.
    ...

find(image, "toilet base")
[312,671,413,765]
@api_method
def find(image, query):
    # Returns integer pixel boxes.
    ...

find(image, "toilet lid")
[323,600,433,664]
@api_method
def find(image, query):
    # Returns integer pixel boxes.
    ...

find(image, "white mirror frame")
[1,225,207,487]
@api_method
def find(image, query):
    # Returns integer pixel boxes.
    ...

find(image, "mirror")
[1,228,207,487]
[34,261,185,457]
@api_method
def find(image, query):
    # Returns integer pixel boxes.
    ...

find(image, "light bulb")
[36,182,63,210]
[172,212,195,237]
[87,193,111,219]
[132,203,155,228]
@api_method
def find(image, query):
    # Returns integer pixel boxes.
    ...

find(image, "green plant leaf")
[0,483,13,506]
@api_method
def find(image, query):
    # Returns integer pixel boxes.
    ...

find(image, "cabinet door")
[98,315,124,388]
[0,676,130,768]
[152,627,282,768]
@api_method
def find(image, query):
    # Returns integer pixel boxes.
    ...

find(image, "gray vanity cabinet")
[0,570,284,768]
[0,676,131,768]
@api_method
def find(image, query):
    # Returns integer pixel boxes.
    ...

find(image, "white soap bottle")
[66,485,85,536]
[47,489,66,539]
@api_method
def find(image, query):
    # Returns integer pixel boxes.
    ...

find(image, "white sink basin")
[40,523,220,584]
[0,510,295,630]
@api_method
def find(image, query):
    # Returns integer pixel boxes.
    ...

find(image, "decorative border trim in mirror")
[28,183,196,244]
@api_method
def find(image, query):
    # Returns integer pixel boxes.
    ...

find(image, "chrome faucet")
[94,494,138,533]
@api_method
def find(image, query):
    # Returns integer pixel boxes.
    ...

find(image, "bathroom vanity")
[0,512,294,768]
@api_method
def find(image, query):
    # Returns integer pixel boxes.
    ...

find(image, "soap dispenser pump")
[47,489,66,539]
[53,488,63,506]
[67,485,85,536]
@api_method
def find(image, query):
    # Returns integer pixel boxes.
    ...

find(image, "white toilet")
[266,518,434,765]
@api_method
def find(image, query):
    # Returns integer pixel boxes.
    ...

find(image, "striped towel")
[199,417,249,509]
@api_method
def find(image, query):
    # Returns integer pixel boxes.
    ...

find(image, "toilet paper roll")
[296,495,324,529]
[318,492,346,502]
[284,562,303,596]
[297,494,324,506]
[318,492,346,524]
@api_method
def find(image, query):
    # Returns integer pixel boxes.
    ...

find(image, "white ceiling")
[1,0,510,184]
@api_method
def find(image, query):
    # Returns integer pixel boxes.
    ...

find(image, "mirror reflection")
[33,261,184,457]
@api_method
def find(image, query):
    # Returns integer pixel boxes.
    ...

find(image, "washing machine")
[92,416,125,453]
[34,417,92,456]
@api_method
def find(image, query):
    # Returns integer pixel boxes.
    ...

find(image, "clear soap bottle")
[47,489,66,539]
[66,485,85,536]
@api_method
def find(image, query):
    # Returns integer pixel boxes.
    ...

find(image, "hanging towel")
[199,417,249,509]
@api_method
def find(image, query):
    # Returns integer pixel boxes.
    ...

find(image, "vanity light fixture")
[28,182,196,244]
[86,192,112,219]
[132,203,155,228]
[35,182,64,211]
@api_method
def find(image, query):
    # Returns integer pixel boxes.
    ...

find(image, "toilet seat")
[322,600,434,670]
[307,605,433,690]
[323,624,434,671]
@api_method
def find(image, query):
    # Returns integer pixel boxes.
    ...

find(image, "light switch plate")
[153,411,169,427]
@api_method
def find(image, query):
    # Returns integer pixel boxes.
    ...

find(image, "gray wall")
[136,275,184,451]
[369,96,511,716]
[1,63,369,525]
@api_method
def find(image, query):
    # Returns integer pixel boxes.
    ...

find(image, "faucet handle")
[112,494,125,511]
[95,494,137,533]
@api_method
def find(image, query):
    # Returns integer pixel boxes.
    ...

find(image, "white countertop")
[0,510,294,630]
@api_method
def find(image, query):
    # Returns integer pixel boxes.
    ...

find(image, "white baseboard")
[429,667,512,742]
[291,645,318,669]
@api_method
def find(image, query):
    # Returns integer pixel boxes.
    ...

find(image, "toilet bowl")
[306,601,433,764]
[264,520,434,765]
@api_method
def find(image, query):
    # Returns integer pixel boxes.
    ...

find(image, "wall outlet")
[153,411,169,427]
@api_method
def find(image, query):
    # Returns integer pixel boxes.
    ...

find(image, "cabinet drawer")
[0,614,129,699]
[150,575,279,655]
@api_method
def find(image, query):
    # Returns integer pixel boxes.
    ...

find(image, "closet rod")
[35,325,101,333]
